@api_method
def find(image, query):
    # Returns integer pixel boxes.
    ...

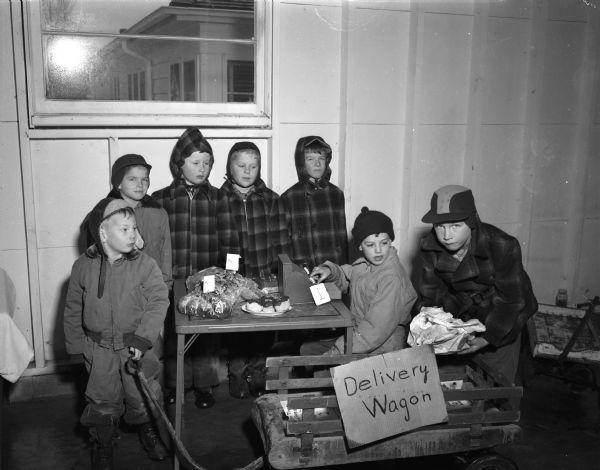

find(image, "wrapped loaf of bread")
[178,267,262,319]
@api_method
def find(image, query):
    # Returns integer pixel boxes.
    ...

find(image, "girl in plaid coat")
[152,128,239,408]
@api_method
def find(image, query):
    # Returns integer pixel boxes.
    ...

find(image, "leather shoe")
[194,389,215,409]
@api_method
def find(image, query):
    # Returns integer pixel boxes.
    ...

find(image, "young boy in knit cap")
[302,207,417,355]
[107,154,172,288]
[152,128,239,408]
[64,198,169,468]
[280,136,348,269]
[220,141,289,397]
[414,185,537,384]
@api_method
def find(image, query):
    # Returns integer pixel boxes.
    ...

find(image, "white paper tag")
[226,253,241,271]
[203,275,215,293]
[310,283,331,306]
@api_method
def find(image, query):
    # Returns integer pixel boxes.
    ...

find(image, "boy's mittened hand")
[310,265,331,283]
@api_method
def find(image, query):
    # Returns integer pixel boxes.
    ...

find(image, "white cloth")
[0,267,33,382]
[0,312,34,382]
[408,306,486,354]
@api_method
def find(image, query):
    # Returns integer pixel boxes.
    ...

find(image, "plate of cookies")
[242,294,292,316]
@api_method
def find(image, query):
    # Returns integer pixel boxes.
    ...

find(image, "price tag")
[203,275,215,293]
[226,253,241,271]
[310,283,331,306]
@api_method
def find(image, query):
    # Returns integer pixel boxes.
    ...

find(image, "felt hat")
[111,154,151,188]
[421,185,477,225]
[351,207,395,248]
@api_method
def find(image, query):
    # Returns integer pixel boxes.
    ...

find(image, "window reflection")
[41,0,256,103]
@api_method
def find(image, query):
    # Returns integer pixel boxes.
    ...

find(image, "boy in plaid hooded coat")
[280,136,348,269]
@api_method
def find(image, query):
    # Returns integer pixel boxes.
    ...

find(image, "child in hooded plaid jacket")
[220,141,290,398]
[280,136,348,269]
[152,128,239,409]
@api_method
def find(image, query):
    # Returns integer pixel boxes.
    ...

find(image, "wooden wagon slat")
[266,354,372,368]
[287,419,344,435]
[267,378,333,390]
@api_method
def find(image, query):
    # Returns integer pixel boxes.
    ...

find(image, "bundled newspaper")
[408,306,486,354]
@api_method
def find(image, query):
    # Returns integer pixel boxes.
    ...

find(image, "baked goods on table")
[244,293,291,314]
[178,267,262,319]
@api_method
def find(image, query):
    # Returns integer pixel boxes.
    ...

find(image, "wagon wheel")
[463,451,518,470]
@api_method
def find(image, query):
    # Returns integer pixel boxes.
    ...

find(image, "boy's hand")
[310,265,331,284]
[456,336,489,355]
[129,347,143,361]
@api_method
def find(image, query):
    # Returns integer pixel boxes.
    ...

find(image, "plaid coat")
[151,181,239,278]
[220,179,290,279]
[280,180,348,267]
[414,222,537,347]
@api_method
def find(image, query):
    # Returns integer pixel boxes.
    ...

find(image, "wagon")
[252,353,522,470]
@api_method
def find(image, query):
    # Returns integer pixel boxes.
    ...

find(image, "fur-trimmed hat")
[111,154,151,188]
[226,141,261,181]
[169,128,214,179]
[422,185,478,227]
[351,207,395,248]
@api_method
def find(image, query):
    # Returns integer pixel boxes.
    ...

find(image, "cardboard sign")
[226,253,241,271]
[331,345,447,447]
[310,283,331,305]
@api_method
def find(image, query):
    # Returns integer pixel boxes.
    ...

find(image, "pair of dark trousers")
[80,336,162,427]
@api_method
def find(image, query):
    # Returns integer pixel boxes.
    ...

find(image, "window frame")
[23,0,272,128]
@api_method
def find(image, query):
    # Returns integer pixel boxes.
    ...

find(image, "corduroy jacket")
[414,222,538,347]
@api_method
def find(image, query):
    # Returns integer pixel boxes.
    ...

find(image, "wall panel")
[488,0,533,19]
[277,3,341,124]
[575,218,600,303]
[349,8,410,124]
[481,17,530,124]
[30,140,110,250]
[418,13,473,124]
[0,1,17,122]
[0,122,27,250]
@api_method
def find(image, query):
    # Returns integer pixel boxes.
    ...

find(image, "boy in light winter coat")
[64,198,169,468]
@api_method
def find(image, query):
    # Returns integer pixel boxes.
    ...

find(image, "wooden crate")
[527,303,600,363]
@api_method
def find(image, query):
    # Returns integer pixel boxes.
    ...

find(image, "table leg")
[344,326,353,353]
[174,333,184,470]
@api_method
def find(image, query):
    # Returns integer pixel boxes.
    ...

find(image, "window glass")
[40,0,255,103]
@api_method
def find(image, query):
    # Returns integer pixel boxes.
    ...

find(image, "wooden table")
[172,279,354,470]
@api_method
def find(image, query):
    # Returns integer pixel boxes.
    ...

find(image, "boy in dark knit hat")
[415,184,538,384]
[107,154,172,288]
[301,207,417,355]
[64,198,169,468]
[152,128,239,408]
[220,141,290,397]
[280,136,348,269]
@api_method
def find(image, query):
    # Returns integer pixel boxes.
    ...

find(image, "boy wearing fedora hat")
[415,185,537,384]
[301,207,417,355]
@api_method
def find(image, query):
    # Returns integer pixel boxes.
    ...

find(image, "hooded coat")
[414,221,538,348]
[151,129,239,277]
[64,198,169,355]
[280,136,348,267]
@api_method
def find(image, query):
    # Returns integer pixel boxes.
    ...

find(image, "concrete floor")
[2,366,600,470]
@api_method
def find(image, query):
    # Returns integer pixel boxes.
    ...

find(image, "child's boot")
[138,422,168,461]
[90,425,116,470]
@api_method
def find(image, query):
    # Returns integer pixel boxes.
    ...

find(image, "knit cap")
[169,128,214,178]
[421,185,478,228]
[111,154,151,188]
[226,141,261,181]
[351,207,395,248]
